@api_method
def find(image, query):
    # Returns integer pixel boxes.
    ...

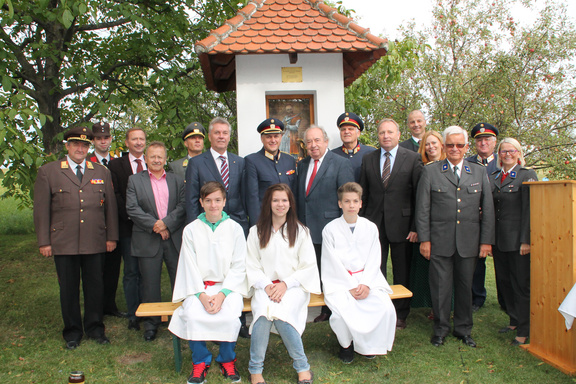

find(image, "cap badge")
[270,124,275,129]
[81,134,87,139]
[479,128,485,133]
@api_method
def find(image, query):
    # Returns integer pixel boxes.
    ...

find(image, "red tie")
[306,159,318,196]
[501,172,509,183]
[135,158,143,173]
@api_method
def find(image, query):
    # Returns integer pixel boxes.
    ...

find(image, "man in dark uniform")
[465,122,499,312]
[89,122,126,319]
[33,126,119,350]
[331,112,376,182]
[399,110,427,152]
[168,122,206,179]
[245,118,297,223]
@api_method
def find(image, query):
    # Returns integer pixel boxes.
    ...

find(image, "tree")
[346,0,576,179]
[0,0,243,207]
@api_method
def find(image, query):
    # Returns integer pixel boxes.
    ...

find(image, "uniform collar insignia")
[264,150,275,161]
[183,159,188,167]
[464,165,471,173]
[442,162,449,172]
[342,144,360,155]
[86,161,94,169]
[510,171,517,178]
[61,161,69,169]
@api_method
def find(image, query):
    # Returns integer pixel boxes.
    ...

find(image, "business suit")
[331,143,377,182]
[168,156,188,180]
[297,150,354,245]
[399,137,420,152]
[244,148,297,223]
[466,153,499,309]
[108,155,143,320]
[490,166,537,338]
[359,146,423,320]
[416,159,495,338]
[186,150,249,234]
[34,158,118,343]
[126,170,186,332]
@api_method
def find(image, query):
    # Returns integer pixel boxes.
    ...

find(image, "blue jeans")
[249,317,310,374]
[119,236,141,319]
[189,340,236,365]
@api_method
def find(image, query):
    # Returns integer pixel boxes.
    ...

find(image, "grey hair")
[305,125,329,142]
[443,126,468,144]
[208,117,231,133]
[378,118,400,132]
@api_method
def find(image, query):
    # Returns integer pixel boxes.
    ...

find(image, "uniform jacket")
[331,143,377,182]
[399,138,419,152]
[359,145,423,242]
[126,171,186,257]
[297,150,354,244]
[466,153,498,176]
[490,166,537,252]
[415,159,495,258]
[108,155,137,237]
[168,157,188,180]
[244,148,297,223]
[185,150,249,233]
[33,158,118,255]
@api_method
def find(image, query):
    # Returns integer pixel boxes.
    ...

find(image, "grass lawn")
[0,232,574,384]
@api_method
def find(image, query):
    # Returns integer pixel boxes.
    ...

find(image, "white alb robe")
[246,224,321,335]
[168,218,248,341]
[321,216,396,355]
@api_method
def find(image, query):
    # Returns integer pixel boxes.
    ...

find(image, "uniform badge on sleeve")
[61,161,69,169]
[286,169,296,175]
[91,179,104,184]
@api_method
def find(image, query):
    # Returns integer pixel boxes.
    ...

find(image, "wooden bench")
[136,284,412,372]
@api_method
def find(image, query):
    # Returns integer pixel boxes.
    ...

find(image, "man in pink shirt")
[126,141,186,341]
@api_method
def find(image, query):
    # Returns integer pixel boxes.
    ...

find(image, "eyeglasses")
[499,149,519,155]
[445,143,466,149]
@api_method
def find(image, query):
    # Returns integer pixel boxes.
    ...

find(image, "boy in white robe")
[321,182,397,363]
[168,182,248,384]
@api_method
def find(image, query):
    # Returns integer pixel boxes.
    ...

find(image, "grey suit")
[416,159,495,337]
[168,157,188,180]
[126,171,186,331]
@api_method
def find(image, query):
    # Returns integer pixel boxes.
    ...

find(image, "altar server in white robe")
[168,181,248,384]
[247,183,319,384]
[322,182,397,363]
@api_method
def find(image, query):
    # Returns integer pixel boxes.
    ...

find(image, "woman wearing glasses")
[489,138,537,346]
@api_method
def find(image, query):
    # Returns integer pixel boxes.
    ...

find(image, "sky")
[338,0,576,41]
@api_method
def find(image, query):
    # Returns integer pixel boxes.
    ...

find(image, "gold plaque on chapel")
[281,67,303,83]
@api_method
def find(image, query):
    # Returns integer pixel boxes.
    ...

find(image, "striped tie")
[219,155,229,190]
[381,152,391,187]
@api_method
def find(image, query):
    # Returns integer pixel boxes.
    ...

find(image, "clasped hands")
[199,292,226,314]
[265,281,287,303]
[349,284,370,300]
[153,220,170,240]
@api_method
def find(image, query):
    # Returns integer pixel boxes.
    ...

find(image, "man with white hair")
[416,126,495,348]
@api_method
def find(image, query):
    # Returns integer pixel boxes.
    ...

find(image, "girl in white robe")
[246,183,320,384]
[321,182,396,362]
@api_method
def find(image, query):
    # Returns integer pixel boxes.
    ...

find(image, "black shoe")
[511,337,528,346]
[143,329,157,342]
[65,340,80,350]
[455,335,476,347]
[396,318,407,330]
[297,370,314,384]
[128,319,141,331]
[363,355,376,359]
[430,335,445,347]
[313,313,330,323]
[238,324,250,339]
[338,343,354,364]
[472,304,481,313]
[187,362,210,384]
[105,310,129,318]
[89,335,110,345]
[219,359,241,382]
[498,326,516,333]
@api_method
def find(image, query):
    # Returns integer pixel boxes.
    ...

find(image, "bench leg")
[172,334,182,373]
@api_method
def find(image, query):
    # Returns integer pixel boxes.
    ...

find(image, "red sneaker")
[219,359,241,382]
[187,362,210,384]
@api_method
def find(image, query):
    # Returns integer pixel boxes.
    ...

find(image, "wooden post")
[524,181,576,375]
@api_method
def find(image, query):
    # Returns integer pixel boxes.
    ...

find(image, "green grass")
[0,233,573,383]
[0,194,34,235]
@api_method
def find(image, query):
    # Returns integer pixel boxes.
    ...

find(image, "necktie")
[102,158,108,166]
[135,158,143,173]
[454,165,460,182]
[501,172,509,183]
[306,159,318,196]
[482,158,488,165]
[76,165,83,182]
[219,155,229,190]
[381,152,391,187]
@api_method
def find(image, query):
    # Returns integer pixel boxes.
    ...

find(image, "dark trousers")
[313,243,331,316]
[54,253,106,342]
[471,257,487,307]
[137,240,179,331]
[119,236,141,320]
[102,248,122,314]
[430,252,477,337]
[493,248,531,337]
[379,219,411,320]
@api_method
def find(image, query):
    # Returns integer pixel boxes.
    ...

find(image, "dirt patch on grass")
[116,352,153,365]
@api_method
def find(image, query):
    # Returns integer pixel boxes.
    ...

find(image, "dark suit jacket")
[185,150,249,233]
[126,171,186,257]
[466,153,498,175]
[33,158,119,255]
[244,148,297,223]
[415,159,495,258]
[490,166,537,252]
[297,150,354,244]
[359,146,423,242]
[400,138,419,152]
[108,155,138,237]
[331,143,377,182]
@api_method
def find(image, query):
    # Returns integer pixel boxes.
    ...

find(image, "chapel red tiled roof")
[195,0,388,92]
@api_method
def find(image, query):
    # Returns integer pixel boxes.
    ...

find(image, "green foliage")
[0,184,33,234]
[346,0,576,179]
